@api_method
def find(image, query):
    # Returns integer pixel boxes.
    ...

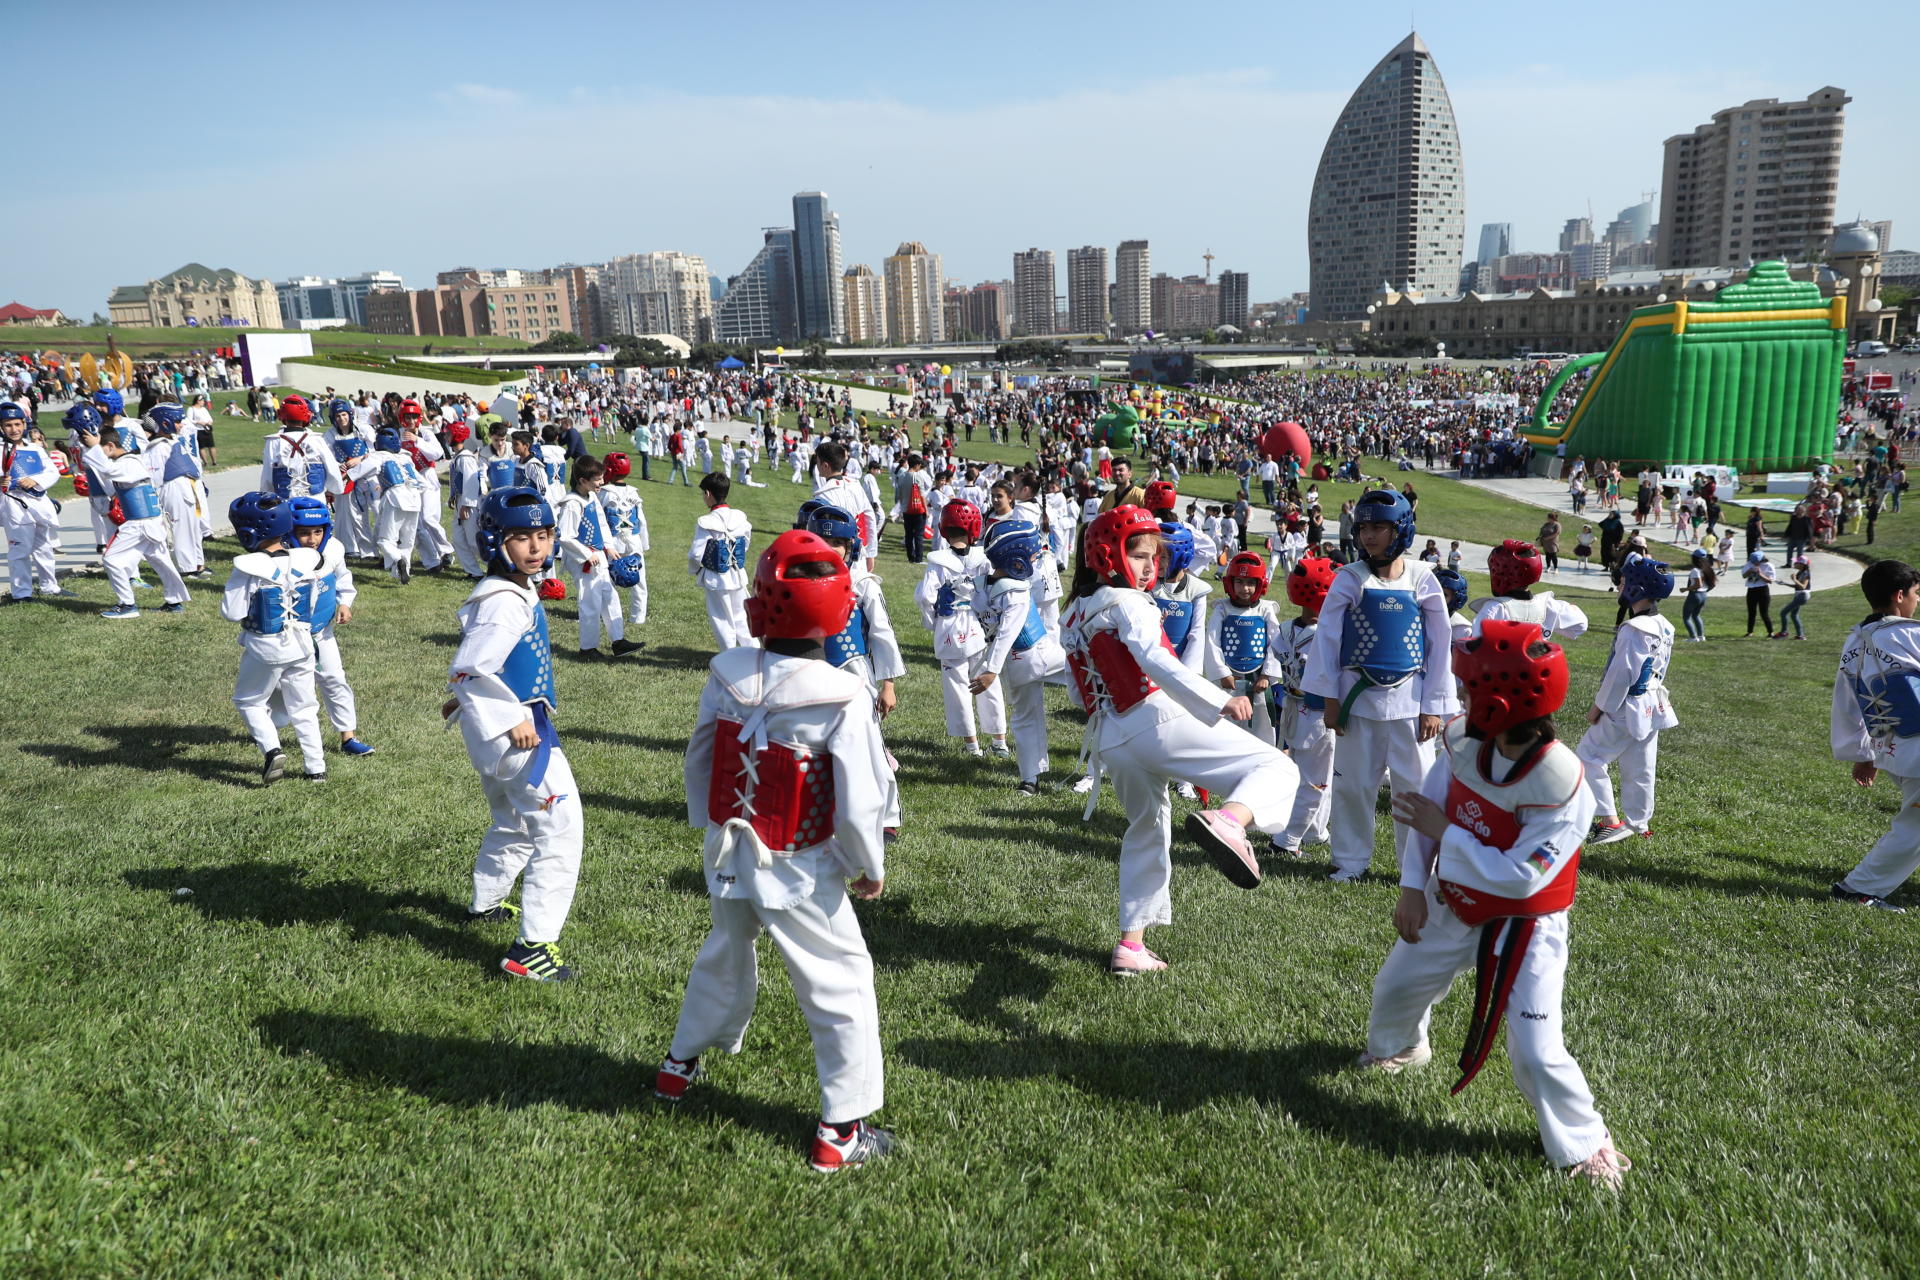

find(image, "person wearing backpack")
[899,452,931,563]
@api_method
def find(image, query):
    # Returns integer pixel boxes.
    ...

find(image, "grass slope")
[1,461,1916,1277]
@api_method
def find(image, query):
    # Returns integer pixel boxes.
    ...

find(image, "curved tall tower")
[1308,33,1465,322]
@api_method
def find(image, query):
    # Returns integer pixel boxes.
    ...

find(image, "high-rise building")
[715,229,798,344]
[883,242,944,343]
[275,277,351,329]
[1217,270,1249,328]
[1570,240,1612,280]
[1150,274,1220,333]
[605,252,712,345]
[1067,246,1109,333]
[487,280,573,344]
[792,192,845,341]
[842,264,887,342]
[1114,240,1151,332]
[1659,87,1849,268]
[1559,218,1594,252]
[1307,32,1466,321]
[1477,223,1512,266]
[952,282,1008,341]
[540,264,613,343]
[1012,248,1056,336]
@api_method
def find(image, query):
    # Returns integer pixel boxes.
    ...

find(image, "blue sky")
[7,0,1912,319]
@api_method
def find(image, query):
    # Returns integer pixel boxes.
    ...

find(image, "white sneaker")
[1328,868,1365,883]
[1354,1043,1431,1073]
[1588,820,1635,846]
[1176,782,1198,801]
[1071,775,1096,795]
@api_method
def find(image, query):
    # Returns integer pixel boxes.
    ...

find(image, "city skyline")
[4,0,1913,320]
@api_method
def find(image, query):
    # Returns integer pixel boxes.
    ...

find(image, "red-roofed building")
[0,302,65,327]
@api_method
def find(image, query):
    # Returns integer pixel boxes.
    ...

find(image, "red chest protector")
[706,715,836,855]
[1067,628,1173,715]
[1436,722,1582,926]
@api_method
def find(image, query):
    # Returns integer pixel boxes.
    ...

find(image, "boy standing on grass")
[77,417,192,620]
[554,455,640,660]
[1830,560,1920,912]
[1578,558,1678,845]
[1,401,64,602]
[657,531,895,1174]
[690,471,753,649]
[444,486,584,982]
[1357,619,1631,1189]
[222,493,324,783]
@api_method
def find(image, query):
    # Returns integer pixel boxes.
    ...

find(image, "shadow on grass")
[860,897,1085,1032]
[564,728,690,753]
[1576,846,1828,901]
[123,863,499,968]
[580,791,687,821]
[896,1030,1537,1161]
[21,723,259,785]
[627,645,716,672]
[420,632,461,648]
[254,1010,815,1148]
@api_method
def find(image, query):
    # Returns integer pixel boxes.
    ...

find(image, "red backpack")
[906,480,927,517]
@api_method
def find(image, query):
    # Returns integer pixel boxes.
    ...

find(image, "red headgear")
[939,499,983,543]
[1083,504,1162,591]
[745,530,855,640]
[1143,480,1178,514]
[1287,555,1337,612]
[1224,551,1270,598]
[538,577,567,601]
[277,395,313,426]
[1487,539,1543,596]
[447,422,471,446]
[398,398,424,421]
[603,451,632,479]
[1454,619,1569,737]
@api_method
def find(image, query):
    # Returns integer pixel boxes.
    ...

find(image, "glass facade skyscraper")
[792,192,845,341]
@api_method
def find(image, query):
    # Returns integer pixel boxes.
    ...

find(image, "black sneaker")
[611,638,646,656]
[1832,882,1906,913]
[808,1119,895,1173]
[1017,780,1041,797]
[467,902,521,926]
[160,602,185,613]
[501,939,573,982]
[262,749,286,785]
[398,561,411,585]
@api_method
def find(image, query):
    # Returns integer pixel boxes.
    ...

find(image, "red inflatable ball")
[1260,421,1311,466]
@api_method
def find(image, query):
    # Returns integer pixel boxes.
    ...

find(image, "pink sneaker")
[1567,1145,1632,1189]
[1184,809,1262,889]
[1353,1043,1432,1074]
[1108,942,1168,976]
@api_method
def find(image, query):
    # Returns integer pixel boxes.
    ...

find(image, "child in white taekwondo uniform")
[443,486,585,983]
[324,400,378,562]
[916,499,1004,756]
[1470,540,1589,642]
[1013,474,1065,632]
[74,389,138,554]
[1150,522,1213,677]
[811,440,880,564]
[445,424,488,577]
[1435,567,1474,644]
[286,497,374,757]
[221,493,324,783]
[806,503,905,832]
[690,471,754,649]
[1062,505,1300,976]
[975,519,1068,794]
[259,396,341,504]
[398,417,452,573]
[143,403,208,577]
[555,455,642,659]
[1207,551,1286,743]
[2,402,64,601]
[348,427,429,583]
[1577,556,1679,845]
[78,419,192,620]
[1830,560,1920,912]
[596,451,651,627]
[1359,619,1632,1190]
[1273,556,1338,857]
[657,531,896,1175]
[1303,488,1457,883]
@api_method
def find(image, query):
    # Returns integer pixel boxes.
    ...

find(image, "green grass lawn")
[8,325,531,359]
[1,460,1916,1276]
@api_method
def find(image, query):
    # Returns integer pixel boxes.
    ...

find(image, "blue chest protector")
[1340,586,1424,688]
[543,455,567,487]
[1011,599,1047,655]
[604,498,641,535]
[271,445,329,498]
[699,532,748,572]
[7,448,46,485]
[1859,671,1920,740]
[116,479,162,521]
[825,604,869,668]
[295,570,338,633]
[486,457,517,490]
[498,600,556,709]
[331,437,368,466]
[1157,597,1197,656]
[577,503,605,551]
[1221,611,1270,676]
[161,442,201,483]
[245,580,289,635]
[380,458,417,490]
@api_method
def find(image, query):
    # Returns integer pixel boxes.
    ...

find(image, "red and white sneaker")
[808,1119,896,1173]
[1184,809,1262,889]
[1354,1043,1432,1074]
[654,1054,702,1103]
[1108,942,1169,976]
[1567,1144,1632,1189]
[1588,819,1635,846]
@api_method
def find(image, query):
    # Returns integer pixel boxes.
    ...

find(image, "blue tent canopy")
[716,356,745,369]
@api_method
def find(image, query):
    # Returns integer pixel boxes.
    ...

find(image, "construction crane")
[1202,249,1214,281]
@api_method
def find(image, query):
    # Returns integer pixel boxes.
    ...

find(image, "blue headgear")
[149,404,186,434]
[476,485,556,572]
[983,519,1042,580]
[91,387,125,416]
[376,427,402,453]
[288,495,333,550]
[794,497,829,530]
[327,398,353,423]
[63,403,103,434]
[229,491,297,551]
[804,503,863,563]
[0,402,27,425]
[1434,566,1469,613]
[1621,556,1675,606]
[1157,521,1197,578]
[1351,487,1417,562]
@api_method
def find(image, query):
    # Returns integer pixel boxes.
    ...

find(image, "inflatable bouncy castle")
[1524,261,1846,472]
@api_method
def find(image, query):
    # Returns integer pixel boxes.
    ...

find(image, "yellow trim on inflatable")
[1830,296,1848,330]
[1687,307,1833,326]
[1562,311,1674,437]
[1673,300,1690,335]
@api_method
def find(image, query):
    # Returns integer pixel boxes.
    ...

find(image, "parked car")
[1853,340,1890,358]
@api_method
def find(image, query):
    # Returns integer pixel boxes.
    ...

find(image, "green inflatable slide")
[1525,260,1847,471]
